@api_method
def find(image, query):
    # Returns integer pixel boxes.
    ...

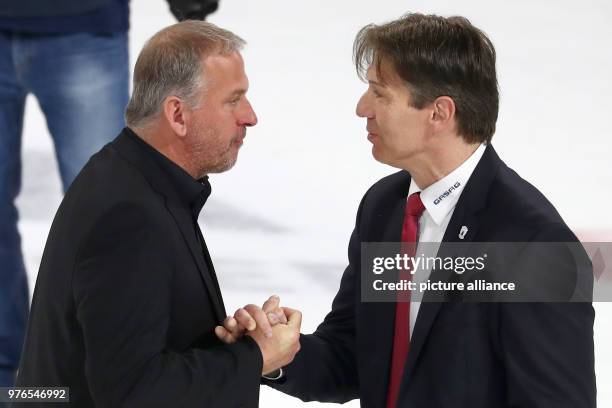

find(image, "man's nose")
[239,98,258,127]
[356,92,372,118]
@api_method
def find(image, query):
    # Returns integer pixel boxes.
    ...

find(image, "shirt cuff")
[262,368,284,381]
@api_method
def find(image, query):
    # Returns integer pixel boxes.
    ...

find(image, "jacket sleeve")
[72,202,262,408]
[498,223,596,408]
[264,191,373,403]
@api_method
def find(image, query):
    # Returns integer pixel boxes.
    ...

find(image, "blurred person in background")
[0,0,219,390]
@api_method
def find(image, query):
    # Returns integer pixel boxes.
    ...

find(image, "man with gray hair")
[14,21,301,407]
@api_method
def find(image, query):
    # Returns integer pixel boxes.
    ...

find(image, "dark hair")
[354,13,499,144]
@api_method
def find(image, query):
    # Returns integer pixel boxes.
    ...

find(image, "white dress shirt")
[408,144,486,337]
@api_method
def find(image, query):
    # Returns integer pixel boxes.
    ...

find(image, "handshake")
[214,296,301,376]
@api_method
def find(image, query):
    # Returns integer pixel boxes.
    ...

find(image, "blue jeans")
[0,31,129,386]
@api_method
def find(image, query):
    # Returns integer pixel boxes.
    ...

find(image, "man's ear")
[163,96,188,137]
[430,96,456,133]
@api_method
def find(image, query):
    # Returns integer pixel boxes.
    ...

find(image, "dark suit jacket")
[269,145,596,407]
[15,129,263,407]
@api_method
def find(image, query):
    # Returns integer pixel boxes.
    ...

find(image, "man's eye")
[373,90,382,98]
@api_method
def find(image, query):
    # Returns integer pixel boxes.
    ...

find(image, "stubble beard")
[186,125,243,179]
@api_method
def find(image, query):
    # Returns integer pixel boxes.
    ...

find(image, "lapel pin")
[459,226,468,240]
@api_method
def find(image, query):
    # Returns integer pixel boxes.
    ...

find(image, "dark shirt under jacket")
[127,128,209,239]
[15,127,262,407]
[126,128,224,302]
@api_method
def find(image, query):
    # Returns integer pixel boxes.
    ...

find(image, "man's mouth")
[233,131,246,146]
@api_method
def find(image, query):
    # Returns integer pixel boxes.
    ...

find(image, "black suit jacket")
[269,145,596,407]
[15,129,263,407]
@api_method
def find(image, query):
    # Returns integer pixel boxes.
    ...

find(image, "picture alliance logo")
[433,181,461,205]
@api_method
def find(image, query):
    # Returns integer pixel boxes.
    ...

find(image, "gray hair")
[125,20,245,128]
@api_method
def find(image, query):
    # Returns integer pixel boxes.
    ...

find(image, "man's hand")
[214,296,301,374]
[214,295,287,344]
[248,307,302,375]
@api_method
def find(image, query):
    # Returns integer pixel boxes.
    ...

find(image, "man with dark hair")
[14,21,300,408]
[218,13,596,407]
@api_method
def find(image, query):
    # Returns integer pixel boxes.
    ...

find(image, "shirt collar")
[125,127,211,218]
[408,144,486,225]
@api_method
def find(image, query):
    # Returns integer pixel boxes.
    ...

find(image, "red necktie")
[386,192,425,408]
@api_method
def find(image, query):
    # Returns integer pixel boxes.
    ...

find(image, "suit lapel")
[400,209,484,384]
[400,145,503,388]
[165,202,227,322]
[196,220,227,318]
[112,130,227,323]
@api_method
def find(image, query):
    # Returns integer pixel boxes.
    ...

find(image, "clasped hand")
[215,295,301,375]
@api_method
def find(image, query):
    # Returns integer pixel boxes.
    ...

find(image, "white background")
[17,0,612,406]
